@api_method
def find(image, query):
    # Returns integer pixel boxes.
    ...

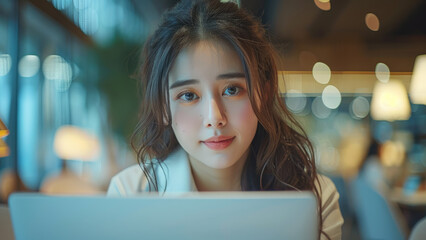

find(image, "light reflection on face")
[168,40,258,170]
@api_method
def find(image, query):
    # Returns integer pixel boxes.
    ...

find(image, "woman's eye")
[178,92,199,102]
[224,86,240,96]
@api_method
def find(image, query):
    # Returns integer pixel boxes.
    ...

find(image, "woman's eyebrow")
[169,79,199,89]
[169,72,245,89]
[217,72,245,80]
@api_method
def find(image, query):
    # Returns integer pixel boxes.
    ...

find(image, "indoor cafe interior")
[0,0,425,239]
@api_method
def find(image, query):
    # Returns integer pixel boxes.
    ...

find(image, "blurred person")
[107,0,343,239]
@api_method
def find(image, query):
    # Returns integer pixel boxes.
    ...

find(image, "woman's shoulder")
[106,147,189,196]
[107,164,146,196]
[315,174,341,207]
[316,175,337,194]
[315,174,344,240]
[113,164,145,182]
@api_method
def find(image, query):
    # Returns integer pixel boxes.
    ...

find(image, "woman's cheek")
[171,106,200,135]
[230,100,258,127]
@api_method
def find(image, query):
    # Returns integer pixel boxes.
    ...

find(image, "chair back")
[351,172,406,240]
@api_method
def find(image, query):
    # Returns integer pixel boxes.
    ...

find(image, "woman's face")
[168,40,258,170]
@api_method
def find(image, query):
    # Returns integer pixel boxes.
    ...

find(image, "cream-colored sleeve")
[107,165,146,196]
[317,175,344,240]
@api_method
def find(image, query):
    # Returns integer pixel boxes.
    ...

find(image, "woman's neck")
[188,151,248,191]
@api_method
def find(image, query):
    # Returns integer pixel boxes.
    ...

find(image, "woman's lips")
[202,136,235,150]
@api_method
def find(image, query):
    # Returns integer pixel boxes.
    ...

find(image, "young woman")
[107,0,343,239]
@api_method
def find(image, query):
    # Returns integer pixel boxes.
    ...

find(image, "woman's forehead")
[168,39,244,85]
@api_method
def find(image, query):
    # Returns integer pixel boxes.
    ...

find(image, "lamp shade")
[0,118,9,138]
[0,139,10,158]
[53,125,100,161]
[371,80,411,121]
[409,54,426,105]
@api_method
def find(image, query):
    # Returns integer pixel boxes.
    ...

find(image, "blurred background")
[0,0,425,239]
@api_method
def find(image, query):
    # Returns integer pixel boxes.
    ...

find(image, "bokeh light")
[312,62,331,84]
[18,55,40,78]
[371,80,411,121]
[365,13,380,31]
[312,96,331,119]
[409,54,426,105]
[375,62,390,83]
[285,90,308,114]
[0,54,12,77]
[314,0,331,11]
[42,55,73,92]
[54,125,100,161]
[322,85,342,109]
[351,96,370,119]
[380,141,405,167]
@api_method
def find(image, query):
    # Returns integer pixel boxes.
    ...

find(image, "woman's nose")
[203,98,227,128]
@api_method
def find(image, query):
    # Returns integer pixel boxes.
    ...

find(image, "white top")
[107,147,344,239]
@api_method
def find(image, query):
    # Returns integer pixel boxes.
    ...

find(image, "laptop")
[9,191,318,240]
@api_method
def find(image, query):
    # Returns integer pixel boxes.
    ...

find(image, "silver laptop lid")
[9,191,318,240]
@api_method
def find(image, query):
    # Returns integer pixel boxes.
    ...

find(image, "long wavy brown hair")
[132,0,328,239]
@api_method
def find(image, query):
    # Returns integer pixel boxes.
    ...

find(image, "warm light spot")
[18,55,40,77]
[0,118,9,138]
[54,125,100,161]
[312,62,331,84]
[371,80,411,121]
[375,62,390,83]
[0,129,9,138]
[285,90,307,114]
[380,141,405,167]
[0,54,12,77]
[351,96,370,119]
[409,54,426,105]
[365,13,380,31]
[312,96,331,119]
[383,91,398,108]
[314,0,331,11]
[322,85,341,109]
